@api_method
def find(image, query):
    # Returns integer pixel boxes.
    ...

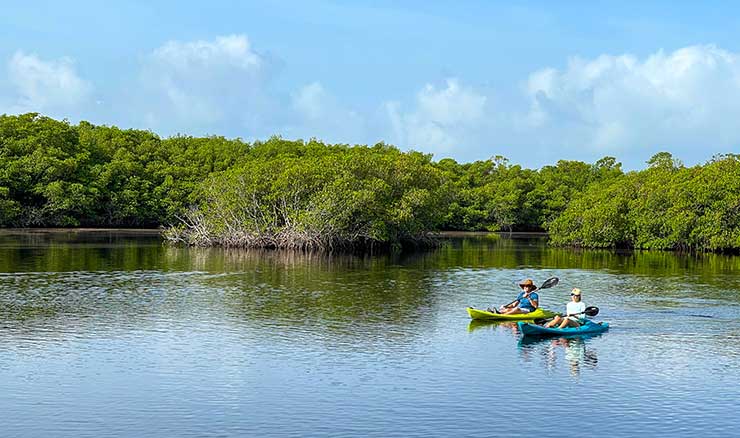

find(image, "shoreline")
[0,228,163,235]
[0,228,545,238]
[1,228,737,255]
[435,231,548,238]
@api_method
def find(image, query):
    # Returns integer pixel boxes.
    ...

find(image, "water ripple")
[1,232,740,437]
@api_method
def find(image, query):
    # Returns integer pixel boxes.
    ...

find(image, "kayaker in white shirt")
[544,288,586,329]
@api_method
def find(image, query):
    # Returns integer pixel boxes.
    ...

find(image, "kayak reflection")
[467,319,520,335]
[518,334,602,377]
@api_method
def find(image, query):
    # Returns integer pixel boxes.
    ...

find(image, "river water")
[1,230,739,437]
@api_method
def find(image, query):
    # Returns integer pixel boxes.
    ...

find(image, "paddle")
[493,277,559,311]
[534,306,599,325]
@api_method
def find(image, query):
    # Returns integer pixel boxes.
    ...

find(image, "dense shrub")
[4,113,738,251]
[164,144,446,250]
[549,153,740,251]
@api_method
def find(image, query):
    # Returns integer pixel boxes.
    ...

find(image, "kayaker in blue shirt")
[545,288,586,328]
[495,279,539,315]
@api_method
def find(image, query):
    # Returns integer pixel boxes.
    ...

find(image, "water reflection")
[3,230,740,437]
[518,335,602,377]
[432,234,740,293]
[0,243,445,354]
[468,318,603,379]
[467,320,520,335]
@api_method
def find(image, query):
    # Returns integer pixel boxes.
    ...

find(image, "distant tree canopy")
[549,153,740,251]
[1,113,739,251]
[0,113,249,227]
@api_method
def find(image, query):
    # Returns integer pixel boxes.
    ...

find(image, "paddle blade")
[584,306,599,317]
[538,277,559,290]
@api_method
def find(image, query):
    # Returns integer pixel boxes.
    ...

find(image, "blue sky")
[2,0,740,169]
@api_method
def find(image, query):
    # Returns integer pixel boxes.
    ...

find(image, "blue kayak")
[517,320,609,337]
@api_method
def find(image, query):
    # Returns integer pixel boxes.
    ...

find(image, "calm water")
[1,230,740,437]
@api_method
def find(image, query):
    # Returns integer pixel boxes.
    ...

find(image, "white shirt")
[566,301,586,318]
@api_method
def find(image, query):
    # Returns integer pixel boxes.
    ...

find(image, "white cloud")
[4,41,740,168]
[287,81,367,142]
[524,45,740,153]
[138,34,370,142]
[4,51,92,114]
[152,35,263,73]
[384,79,488,154]
[292,82,330,120]
[139,34,279,134]
[385,45,740,166]
[416,79,487,124]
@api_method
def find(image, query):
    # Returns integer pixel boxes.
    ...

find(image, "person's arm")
[527,292,538,309]
[504,300,519,309]
[505,292,524,308]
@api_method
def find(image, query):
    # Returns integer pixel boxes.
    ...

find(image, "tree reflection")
[3,230,740,353]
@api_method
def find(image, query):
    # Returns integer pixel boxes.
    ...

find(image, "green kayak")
[467,307,555,321]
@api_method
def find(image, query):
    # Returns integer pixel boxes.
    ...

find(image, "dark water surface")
[1,230,740,437]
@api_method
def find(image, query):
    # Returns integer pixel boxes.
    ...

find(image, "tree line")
[1,113,738,251]
[550,152,740,251]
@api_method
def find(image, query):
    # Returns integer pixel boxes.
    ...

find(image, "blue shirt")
[516,291,539,310]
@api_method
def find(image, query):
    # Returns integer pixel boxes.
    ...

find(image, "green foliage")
[0,113,626,238]
[549,153,740,251]
[435,155,622,232]
[548,176,634,248]
[0,113,249,227]
[166,144,446,249]
[2,113,738,252]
